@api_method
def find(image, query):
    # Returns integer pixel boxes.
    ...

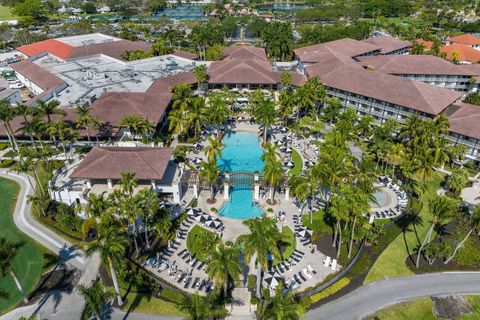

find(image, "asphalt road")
[305,272,480,320]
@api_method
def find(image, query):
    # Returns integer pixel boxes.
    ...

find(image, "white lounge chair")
[330,259,337,271]
[303,268,313,279]
[323,256,331,267]
[307,264,316,274]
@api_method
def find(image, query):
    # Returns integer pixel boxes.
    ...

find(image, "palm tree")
[204,136,224,163]
[172,83,193,110]
[119,171,138,196]
[36,99,65,123]
[168,108,189,137]
[85,192,110,220]
[199,160,220,202]
[46,120,73,159]
[187,96,206,140]
[205,242,242,298]
[263,159,284,203]
[22,117,46,148]
[237,216,281,297]
[261,284,305,320]
[322,97,342,124]
[86,222,128,306]
[0,237,28,303]
[119,114,148,141]
[13,154,46,195]
[27,192,49,217]
[444,206,480,264]
[289,166,319,224]
[137,188,159,249]
[260,142,280,165]
[177,293,208,320]
[254,96,277,143]
[207,93,230,136]
[76,105,103,143]
[193,64,207,95]
[416,196,459,267]
[278,90,295,126]
[0,99,19,151]
[15,103,32,123]
[77,279,114,320]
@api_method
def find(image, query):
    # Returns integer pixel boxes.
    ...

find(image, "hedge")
[307,277,350,304]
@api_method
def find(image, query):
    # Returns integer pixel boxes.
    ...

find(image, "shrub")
[250,297,258,305]
[307,277,350,304]
[160,289,184,302]
[0,143,9,150]
[267,208,274,213]
[247,275,256,290]
[0,159,15,168]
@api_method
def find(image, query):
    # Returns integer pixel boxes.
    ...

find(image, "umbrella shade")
[286,147,292,153]
[186,208,195,216]
[197,214,212,223]
[285,161,294,168]
[193,207,203,214]
[279,147,287,152]
[192,158,203,165]
[264,275,279,288]
[299,229,312,239]
[276,140,283,146]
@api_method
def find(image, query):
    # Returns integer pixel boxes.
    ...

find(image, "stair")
[229,287,253,317]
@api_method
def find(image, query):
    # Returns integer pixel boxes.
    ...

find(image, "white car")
[9,82,23,89]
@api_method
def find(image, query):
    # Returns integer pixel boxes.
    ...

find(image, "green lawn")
[124,293,186,317]
[0,178,48,315]
[0,5,15,21]
[289,149,303,176]
[186,225,219,262]
[273,227,295,265]
[372,298,436,320]
[364,173,445,284]
[372,295,480,320]
[302,209,332,239]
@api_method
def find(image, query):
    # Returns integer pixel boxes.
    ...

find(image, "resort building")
[440,44,480,64]
[446,34,480,50]
[48,146,183,207]
[362,35,412,55]
[357,55,476,91]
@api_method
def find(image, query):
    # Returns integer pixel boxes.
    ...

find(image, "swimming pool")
[371,190,389,208]
[217,131,264,219]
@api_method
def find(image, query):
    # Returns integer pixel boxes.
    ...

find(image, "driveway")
[305,272,480,320]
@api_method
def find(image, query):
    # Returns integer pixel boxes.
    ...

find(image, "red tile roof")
[172,50,199,60]
[223,45,268,60]
[208,59,278,84]
[11,59,65,91]
[357,55,475,76]
[413,39,434,51]
[70,147,174,180]
[440,44,480,63]
[17,39,74,60]
[447,34,480,46]
[362,35,412,54]
[146,72,197,94]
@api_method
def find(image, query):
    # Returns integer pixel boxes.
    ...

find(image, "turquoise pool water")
[371,190,389,208]
[217,131,264,219]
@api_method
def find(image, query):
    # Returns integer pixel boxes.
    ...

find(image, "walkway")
[0,170,88,270]
[305,272,480,320]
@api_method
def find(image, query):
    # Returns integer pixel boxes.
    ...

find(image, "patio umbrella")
[192,207,203,214]
[192,158,203,165]
[193,143,203,149]
[285,161,294,168]
[286,147,292,153]
[263,275,279,288]
[298,229,312,239]
[279,147,287,153]
[196,214,212,223]
[186,208,195,216]
[276,140,283,146]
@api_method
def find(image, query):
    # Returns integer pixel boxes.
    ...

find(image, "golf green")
[0,178,46,315]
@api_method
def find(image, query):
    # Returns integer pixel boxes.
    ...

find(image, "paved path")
[305,272,480,320]
[0,170,88,270]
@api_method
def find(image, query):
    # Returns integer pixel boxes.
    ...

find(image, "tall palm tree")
[237,216,281,297]
[416,196,459,267]
[260,142,280,165]
[289,166,319,224]
[86,222,128,306]
[444,206,480,264]
[263,158,284,202]
[193,64,207,95]
[207,93,230,136]
[205,242,242,298]
[168,108,189,137]
[172,83,193,110]
[46,120,73,159]
[278,90,295,126]
[36,99,65,123]
[0,99,19,151]
[119,171,138,196]
[77,279,114,320]
[137,188,159,249]
[76,105,103,143]
[187,96,206,140]
[199,160,220,202]
[119,114,148,141]
[261,284,305,320]
[0,237,28,303]
[15,103,32,123]
[22,117,46,148]
[204,136,224,163]
[254,96,277,143]
[177,293,208,320]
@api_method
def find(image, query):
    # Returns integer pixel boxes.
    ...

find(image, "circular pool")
[371,189,390,208]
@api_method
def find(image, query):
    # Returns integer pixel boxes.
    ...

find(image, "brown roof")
[172,50,199,60]
[362,35,412,54]
[461,64,480,83]
[89,91,171,126]
[440,44,480,63]
[223,45,268,60]
[294,38,381,63]
[146,72,197,94]
[69,40,150,61]
[11,59,65,91]
[305,52,363,77]
[319,66,463,115]
[208,59,277,84]
[70,147,173,180]
[442,102,480,139]
[357,55,476,76]
[283,71,307,87]
[447,34,480,46]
